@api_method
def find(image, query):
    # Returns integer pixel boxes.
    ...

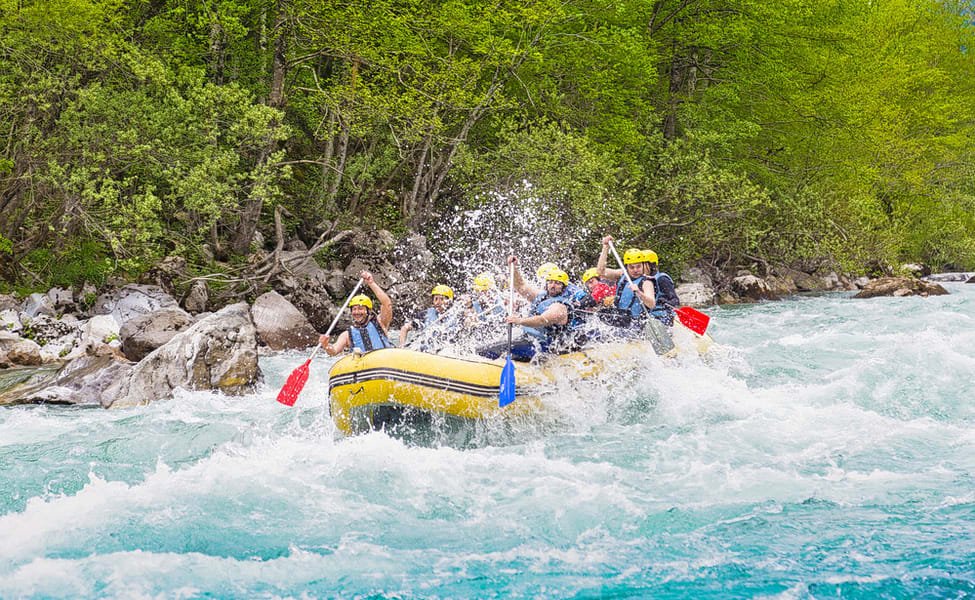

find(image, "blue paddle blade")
[498,356,516,407]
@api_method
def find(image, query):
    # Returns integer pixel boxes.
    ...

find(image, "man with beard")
[319,270,394,355]
[505,256,578,354]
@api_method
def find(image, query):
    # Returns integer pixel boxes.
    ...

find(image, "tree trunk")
[231,0,289,255]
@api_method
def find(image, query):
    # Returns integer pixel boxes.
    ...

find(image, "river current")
[1,284,973,598]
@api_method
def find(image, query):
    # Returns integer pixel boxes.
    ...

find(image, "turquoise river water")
[1,284,973,598]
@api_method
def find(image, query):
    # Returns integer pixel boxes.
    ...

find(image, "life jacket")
[613,275,648,319]
[423,307,441,326]
[647,272,681,325]
[348,315,393,352]
[528,289,576,349]
[472,295,506,322]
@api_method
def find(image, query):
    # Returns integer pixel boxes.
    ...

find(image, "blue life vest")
[423,307,441,326]
[613,275,648,318]
[348,316,392,352]
[648,272,680,325]
[472,296,506,322]
[567,284,588,327]
[528,289,576,349]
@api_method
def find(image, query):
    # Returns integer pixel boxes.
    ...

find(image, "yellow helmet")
[431,284,454,300]
[472,272,496,292]
[581,268,600,283]
[536,262,559,280]
[642,249,659,264]
[349,294,373,310]
[546,268,569,285]
[623,248,643,265]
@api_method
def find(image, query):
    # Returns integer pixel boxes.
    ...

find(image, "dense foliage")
[2,0,974,291]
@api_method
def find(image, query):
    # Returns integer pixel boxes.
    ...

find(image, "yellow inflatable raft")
[328,325,712,438]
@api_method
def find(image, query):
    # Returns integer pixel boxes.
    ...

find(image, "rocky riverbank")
[0,228,968,406]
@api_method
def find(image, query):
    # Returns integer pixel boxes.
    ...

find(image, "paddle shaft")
[507,262,515,351]
[608,240,637,289]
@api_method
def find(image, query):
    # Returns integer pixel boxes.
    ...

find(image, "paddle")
[276,278,365,406]
[675,306,710,336]
[608,240,709,336]
[499,261,516,408]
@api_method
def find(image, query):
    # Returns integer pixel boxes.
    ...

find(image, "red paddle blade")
[276,359,311,406]
[676,306,710,336]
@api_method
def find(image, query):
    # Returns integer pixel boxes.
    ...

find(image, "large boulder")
[0,331,43,366]
[104,302,261,408]
[93,284,180,327]
[853,277,949,299]
[119,307,195,361]
[675,282,715,307]
[73,315,122,358]
[142,255,187,295]
[251,291,319,350]
[764,274,799,297]
[731,273,778,302]
[0,355,132,406]
[774,267,831,292]
[47,287,75,311]
[0,363,66,404]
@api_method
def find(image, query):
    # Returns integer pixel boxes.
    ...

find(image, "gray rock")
[120,307,195,361]
[853,277,949,299]
[324,269,348,298]
[0,331,43,366]
[0,364,65,404]
[731,274,778,302]
[765,275,799,297]
[105,302,261,408]
[923,272,974,283]
[23,314,74,346]
[774,267,828,292]
[681,267,715,288]
[675,282,715,307]
[0,294,18,312]
[94,284,179,326]
[182,280,209,314]
[22,293,55,318]
[47,287,74,310]
[0,355,132,405]
[251,291,319,350]
[0,309,22,332]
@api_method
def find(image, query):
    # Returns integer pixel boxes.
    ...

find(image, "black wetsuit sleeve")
[657,276,679,307]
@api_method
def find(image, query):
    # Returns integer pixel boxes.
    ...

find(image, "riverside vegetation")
[2,0,975,304]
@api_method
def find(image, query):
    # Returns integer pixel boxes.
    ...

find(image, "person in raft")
[475,256,578,361]
[465,272,507,327]
[319,270,394,355]
[398,284,459,348]
[576,267,615,310]
[595,235,658,330]
[639,249,681,326]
